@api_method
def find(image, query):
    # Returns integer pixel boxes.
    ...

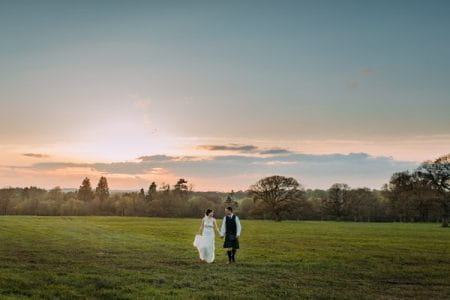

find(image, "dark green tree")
[416,154,450,227]
[323,183,350,220]
[248,175,306,221]
[0,188,15,215]
[146,182,157,202]
[224,190,238,209]
[95,177,110,203]
[346,188,379,222]
[174,178,188,193]
[78,177,94,202]
[139,188,145,201]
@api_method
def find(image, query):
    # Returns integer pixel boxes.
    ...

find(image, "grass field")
[0,216,449,299]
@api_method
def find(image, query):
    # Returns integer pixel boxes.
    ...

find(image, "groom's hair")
[226,206,233,212]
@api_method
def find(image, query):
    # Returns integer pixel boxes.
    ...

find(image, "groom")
[220,206,242,264]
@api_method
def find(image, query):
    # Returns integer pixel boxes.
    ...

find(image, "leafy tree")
[384,172,414,221]
[248,175,306,221]
[146,182,157,202]
[160,183,170,192]
[48,186,63,200]
[95,177,110,203]
[174,178,188,193]
[0,188,15,215]
[224,190,238,210]
[78,177,94,202]
[20,186,47,215]
[346,188,379,222]
[139,188,146,201]
[237,197,256,219]
[173,179,190,216]
[45,186,65,215]
[416,154,450,227]
[305,189,328,220]
[323,183,350,220]
[409,172,435,222]
[114,195,134,216]
[60,197,84,215]
[188,195,217,218]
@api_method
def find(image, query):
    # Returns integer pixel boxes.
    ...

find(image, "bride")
[194,209,220,263]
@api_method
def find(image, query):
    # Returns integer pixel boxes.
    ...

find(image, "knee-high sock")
[227,250,232,262]
[231,249,236,262]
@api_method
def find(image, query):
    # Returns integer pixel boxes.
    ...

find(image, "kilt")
[223,234,240,249]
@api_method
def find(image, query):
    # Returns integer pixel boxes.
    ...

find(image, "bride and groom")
[193,206,242,264]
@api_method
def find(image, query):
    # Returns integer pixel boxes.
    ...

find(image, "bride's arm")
[219,217,226,237]
[213,218,220,233]
[198,219,204,235]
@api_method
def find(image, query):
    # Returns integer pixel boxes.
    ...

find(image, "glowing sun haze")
[0,0,449,191]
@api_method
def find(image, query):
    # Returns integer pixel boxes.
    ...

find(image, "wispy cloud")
[137,155,178,162]
[137,155,199,162]
[198,144,293,156]
[198,144,258,153]
[260,148,292,155]
[22,153,50,158]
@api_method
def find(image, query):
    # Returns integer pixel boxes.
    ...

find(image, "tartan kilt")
[223,234,240,249]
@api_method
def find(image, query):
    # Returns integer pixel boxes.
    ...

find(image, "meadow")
[0,216,449,299]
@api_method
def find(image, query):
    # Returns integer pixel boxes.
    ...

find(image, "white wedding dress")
[193,216,215,263]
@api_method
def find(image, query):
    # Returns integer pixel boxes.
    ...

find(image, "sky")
[0,0,449,191]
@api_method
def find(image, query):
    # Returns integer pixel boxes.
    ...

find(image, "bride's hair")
[205,208,213,216]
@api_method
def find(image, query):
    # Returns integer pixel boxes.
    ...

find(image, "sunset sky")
[1,0,449,191]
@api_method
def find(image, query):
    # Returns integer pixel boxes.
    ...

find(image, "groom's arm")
[220,217,226,237]
[236,216,241,237]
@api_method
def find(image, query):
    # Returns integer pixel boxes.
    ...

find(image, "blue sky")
[0,0,449,190]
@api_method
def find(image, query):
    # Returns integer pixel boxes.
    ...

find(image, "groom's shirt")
[220,214,241,237]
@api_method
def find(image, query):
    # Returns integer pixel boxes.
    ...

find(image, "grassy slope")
[0,216,449,299]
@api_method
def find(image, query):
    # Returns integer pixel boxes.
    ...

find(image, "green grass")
[0,217,449,299]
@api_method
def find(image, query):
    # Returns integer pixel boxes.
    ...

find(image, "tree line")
[0,154,448,226]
